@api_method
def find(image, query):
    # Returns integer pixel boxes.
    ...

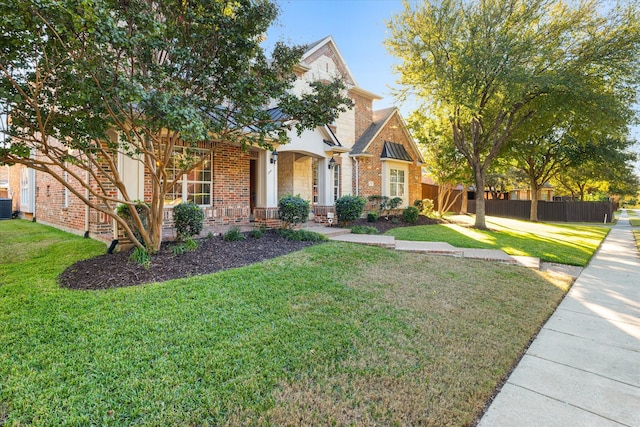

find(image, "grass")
[629,218,640,227]
[386,215,609,266]
[1,220,572,426]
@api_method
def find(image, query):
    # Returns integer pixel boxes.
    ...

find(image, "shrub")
[129,246,151,269]
[414,198,435,217]
[250,226,267,239]
[223,226,246,242]
[171,237,199,256]
[172,244,187,256]
[369,195,403,218]
[350,225,379,235]
[278,195,310,229]
[367,211,379,222]
[173,202,204,240]
[335,195,366,225]
[403,206,420,223]
[276,229,328,242]
[116,201,150,244]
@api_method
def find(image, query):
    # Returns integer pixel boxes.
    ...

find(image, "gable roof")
[351,107,396,155]
[302,36,382,100]
[350,107,424,164]
[349,107,424,163]
[302,36,357,86]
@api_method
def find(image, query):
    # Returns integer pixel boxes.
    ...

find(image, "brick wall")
[352,114,422,209]
[351,91,374,141]
[35,154,114,241]
[207,143,251,226]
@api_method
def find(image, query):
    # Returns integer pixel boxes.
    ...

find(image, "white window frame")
[382,160,409,207]
[166,147,212,206]
[390,168,405,198]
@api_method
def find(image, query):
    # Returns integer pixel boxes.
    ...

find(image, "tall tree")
[0,0,351,252]
[386,0,640,229]
[505,49,637,221]
[553,140,639,201]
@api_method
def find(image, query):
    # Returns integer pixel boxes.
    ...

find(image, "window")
[390,168,405,197]
[333,165,341,202]
[312,158,318,204]
[166,147,212,205]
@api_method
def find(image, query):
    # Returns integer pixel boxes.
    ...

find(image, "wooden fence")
[422,183,463,213]
[467,200,614,223]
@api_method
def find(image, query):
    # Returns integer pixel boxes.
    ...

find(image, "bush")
[250,226,267,239]
[350,225,379,235]
[276,229,328,242]
[335,195,366,225]
[171,237,198,256]
[367,211,379,222]
[369,195,403,218]
[116,201,150,244]
[279,195,310,229]
[129,246,151,268]
[403,206,420,223]
[173,202,204,240]
[414,198,435,217]
[223,226,246,242]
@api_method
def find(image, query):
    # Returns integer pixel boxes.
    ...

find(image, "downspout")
[354,157,359,196]
[85,168,90,237]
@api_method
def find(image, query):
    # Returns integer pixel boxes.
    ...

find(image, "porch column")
[264,149,279,208]
[317,157,334,206]
[256,149,279,208]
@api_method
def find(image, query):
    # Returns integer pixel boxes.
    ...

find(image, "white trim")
[382,160,409,207]
[302,36,360,87]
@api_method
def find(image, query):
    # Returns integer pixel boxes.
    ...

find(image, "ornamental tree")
[0,0,352,252]
[408,110,470,216]
[386,0,640,229]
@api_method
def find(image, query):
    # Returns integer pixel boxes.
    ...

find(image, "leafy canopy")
[0,0,352,251]
[386,0,640,228]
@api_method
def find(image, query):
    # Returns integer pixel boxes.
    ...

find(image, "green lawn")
[1,220,572,426]
[629,218,640,226]
[386,215,609,266]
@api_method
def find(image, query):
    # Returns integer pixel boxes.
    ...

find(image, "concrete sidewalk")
[478,211,640,426]
[306,225,540,269]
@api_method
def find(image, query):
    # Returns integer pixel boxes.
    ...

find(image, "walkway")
[478,211,640,426]
[306,225,541,269]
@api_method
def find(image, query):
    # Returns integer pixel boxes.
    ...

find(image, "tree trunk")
[529,179,540,221]
[474,169,487,229]
[461,187,468,214]
[148,188,165,253]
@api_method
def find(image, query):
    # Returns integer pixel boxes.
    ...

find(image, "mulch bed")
[349,214,442,233]
[60,216,444,290]
[60,231,321,290]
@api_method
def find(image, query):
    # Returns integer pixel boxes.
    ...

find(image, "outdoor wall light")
[328,157,335,169]
[270,150,278,164]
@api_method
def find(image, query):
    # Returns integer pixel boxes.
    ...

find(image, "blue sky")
[266,0,407,112]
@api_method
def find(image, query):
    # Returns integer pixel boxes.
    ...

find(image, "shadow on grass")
[387,218,608,266]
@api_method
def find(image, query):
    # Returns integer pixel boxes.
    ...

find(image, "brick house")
[266,36,423,224]
[12,36,423,242]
